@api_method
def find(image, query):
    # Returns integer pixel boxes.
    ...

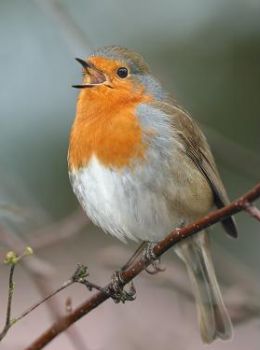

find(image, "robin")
[68,46,237,343]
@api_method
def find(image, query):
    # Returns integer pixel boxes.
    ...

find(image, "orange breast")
[68,83,152,170]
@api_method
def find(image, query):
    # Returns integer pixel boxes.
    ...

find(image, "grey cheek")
[135,74,168,101]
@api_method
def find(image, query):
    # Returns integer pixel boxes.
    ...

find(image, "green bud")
[4,251,18,265]
[24,246,33,256]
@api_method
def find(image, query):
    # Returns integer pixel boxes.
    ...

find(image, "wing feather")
[150,101,238,238]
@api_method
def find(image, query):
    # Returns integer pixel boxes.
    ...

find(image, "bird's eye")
[117,67,128,78]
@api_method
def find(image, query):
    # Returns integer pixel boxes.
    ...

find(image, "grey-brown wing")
[153,101,238,238]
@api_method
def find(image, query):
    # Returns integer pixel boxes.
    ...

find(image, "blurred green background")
[0,1,259,349]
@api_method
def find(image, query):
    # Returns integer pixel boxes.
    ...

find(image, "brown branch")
[29,273,88,350]
[98,245,260,326]
[24,183,260,350]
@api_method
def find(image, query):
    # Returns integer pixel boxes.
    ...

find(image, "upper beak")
[72,58,107,88]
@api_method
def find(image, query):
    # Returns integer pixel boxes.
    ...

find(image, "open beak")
[72,58,107,88]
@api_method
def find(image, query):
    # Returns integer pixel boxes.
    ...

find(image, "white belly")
[69,156,181,242]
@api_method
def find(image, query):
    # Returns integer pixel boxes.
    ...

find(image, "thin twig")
[0,217,88,349]
[14,279,74,324]
[24,183,260,350]
[5,265,15,326]
[0,265,16,340]
[30,274,88,350]
[0,265,88,341]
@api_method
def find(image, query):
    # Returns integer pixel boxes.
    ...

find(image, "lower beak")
[72,58,107,88]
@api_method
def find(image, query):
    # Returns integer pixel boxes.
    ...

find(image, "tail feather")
[175,231,232,343]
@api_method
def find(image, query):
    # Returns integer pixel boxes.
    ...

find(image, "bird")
[68,45,237,343]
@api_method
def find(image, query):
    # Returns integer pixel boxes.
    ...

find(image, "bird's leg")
[121,241,166,275]
[106,241,148,303]
[144,242,166,275]
[145,221,186,276]
[144,220,185,274]
[121,241,147,271]
[77,242,151,303]
[96,239,166,303]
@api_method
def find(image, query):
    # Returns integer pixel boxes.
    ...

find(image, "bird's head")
[69,46,169,170]
[73,46,166,101]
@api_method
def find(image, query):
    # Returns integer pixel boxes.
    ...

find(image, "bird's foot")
[73,265,136,303]
[144,242,166,275]
[107,271,136,303]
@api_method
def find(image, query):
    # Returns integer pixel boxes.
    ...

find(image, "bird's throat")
[68,88,151,170]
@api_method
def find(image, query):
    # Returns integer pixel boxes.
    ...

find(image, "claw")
[144,242,157,261]
[107,271,136,303]
[144,242,166,275]
[145,258,166,274]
